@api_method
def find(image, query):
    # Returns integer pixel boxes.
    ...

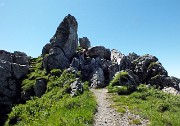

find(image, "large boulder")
[42,14,78,71]
[132,54,167,83]
[79,37,91,50]
[87,46,111,60]
[148,75,180,91]
[13,51,29,65]
[108,63,119,81]
[43,47,70,71]
[12,63,29,80]
[34,78,47,98]
[90,67,105,88]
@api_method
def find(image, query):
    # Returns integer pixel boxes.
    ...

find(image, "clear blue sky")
[0,0,179,78]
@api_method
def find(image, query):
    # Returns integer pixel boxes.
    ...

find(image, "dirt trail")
[91,88,148,126]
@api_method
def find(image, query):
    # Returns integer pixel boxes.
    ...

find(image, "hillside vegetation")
[108,73,180,126]
[5,57,96,126]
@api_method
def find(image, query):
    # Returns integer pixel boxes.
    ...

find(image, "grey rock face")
[34,78,47,98]
[0,50,13,62]
[42,43,52,57]
[0,50,29,106]
[162,87,179,95]
[70,78,83,97]
[132,54,167,83]
[12,63,29,80]
[13,51,29,65]
[111,49,123,64]
[148,75,180,91]
[108,64,119,81]
[110,49,131,71]
[127,52,140,62]
[87,46,111,60]
[91,67,105,88]
[42,14,78,71]
[43,47,70,71]
[79,37,91,50]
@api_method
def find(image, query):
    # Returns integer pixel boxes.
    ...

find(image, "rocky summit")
[0,14,180,125]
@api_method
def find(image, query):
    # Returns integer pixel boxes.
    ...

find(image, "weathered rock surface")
[87,46,111,60]
[0,50,29,106]
[70,78,83,97]
[90,67,105,88]
[42,14,78,71]
[0,50,29,125]
[132,54,168,83]
[110,49,131,71]
[162,87,180,95]
[148,75,180,90]
[79,37,91,50]
[108,63,119,81]
[34,78,47,98]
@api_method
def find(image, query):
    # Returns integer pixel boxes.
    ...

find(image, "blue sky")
[0,0,179,78]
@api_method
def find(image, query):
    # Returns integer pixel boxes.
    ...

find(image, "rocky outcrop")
[132,54,168,83]
[42,14,78,71]
[70,78,83,97]
[34,78,47,98]
[79,37,91,50]
[148,75,180,90]
[87,46,111,60]
[0,50,29,125]
[90,67,105,88]
[0,50,29,106]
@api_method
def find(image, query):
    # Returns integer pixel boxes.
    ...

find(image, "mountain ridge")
[0,14,180,125]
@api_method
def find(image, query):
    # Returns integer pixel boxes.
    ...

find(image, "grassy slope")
[5,57,97,126]
[109,83,180,126]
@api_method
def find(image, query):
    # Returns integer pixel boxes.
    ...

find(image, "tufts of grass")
[6,70,96,126]
[107,71,134,95]
[109,84,180,126]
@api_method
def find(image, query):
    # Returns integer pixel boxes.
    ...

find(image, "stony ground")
[91,88,149,126]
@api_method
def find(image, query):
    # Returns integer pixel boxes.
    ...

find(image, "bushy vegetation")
[5,57,97,126]
[109,84,180,126]
[107,71,134,95]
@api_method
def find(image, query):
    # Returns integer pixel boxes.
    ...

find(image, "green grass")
[6,90,96,126]
[109,84,180,126]
[21,56,47,92]
[107,71,135,95]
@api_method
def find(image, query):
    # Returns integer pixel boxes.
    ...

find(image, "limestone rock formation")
[0,50,29,106]
[42,14,78,71]
[87,46,111,60]
[90,67,105,88]
[34,78,47,98]
[132,54,168,83]
[0,50,29,124]
[70,78,83,97]
[79,37,91,50]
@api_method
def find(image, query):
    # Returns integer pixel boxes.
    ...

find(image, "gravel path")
[91,88,149,126]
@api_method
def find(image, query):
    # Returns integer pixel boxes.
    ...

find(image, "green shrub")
[109,71,128,87]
